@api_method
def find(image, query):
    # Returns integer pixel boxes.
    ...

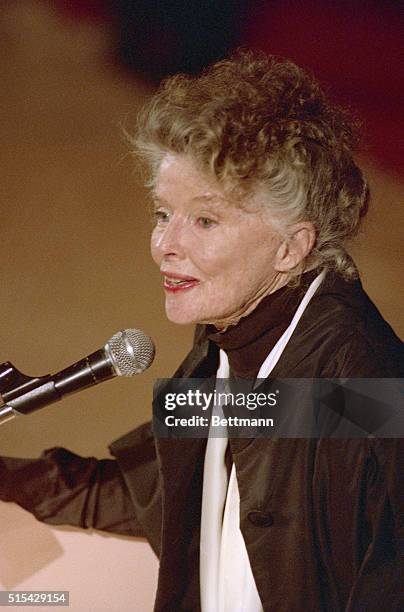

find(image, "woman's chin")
[165,305,199,326]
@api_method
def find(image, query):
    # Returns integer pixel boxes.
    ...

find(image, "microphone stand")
[0,350,115,426]
[0,362,54,426]
[0,405,17,425]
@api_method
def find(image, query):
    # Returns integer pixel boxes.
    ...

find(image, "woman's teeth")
[165,277,189,286]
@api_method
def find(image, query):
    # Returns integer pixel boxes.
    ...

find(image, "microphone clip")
[0,362,55,425]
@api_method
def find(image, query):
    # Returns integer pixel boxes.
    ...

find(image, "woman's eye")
[197,217,216,229]
[153,209,170,224]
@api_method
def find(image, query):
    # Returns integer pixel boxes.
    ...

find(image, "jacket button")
[247,510,274,527]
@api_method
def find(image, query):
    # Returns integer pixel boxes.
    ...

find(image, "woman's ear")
[274,222,316,272]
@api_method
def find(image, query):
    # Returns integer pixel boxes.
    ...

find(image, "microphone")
[0,329,155,425]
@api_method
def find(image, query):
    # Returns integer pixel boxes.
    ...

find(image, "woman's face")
[150,154,284,328]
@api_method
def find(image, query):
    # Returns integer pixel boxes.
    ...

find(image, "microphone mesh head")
[105,329,155,376]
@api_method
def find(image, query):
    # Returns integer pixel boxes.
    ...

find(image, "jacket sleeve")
[347,439,404,611]
[0,447,144,537]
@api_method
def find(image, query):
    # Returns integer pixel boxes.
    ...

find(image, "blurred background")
[0,0,402,608]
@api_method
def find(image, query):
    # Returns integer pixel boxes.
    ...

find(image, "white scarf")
[200,271,326,611]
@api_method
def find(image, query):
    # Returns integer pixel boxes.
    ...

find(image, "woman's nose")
[154,217,187,259]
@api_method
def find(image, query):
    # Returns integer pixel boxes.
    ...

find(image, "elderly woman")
[0,51,403,611]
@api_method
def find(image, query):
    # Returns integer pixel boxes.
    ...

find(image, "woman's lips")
[162,272,200,293]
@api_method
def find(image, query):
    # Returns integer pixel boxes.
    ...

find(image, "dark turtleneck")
[206,271,318,379]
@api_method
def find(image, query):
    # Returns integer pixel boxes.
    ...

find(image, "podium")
[0,503,158,611]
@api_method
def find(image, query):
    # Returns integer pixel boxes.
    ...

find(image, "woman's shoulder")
[274,271,404,378]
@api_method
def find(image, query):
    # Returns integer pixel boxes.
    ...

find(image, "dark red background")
[52,0,404,174]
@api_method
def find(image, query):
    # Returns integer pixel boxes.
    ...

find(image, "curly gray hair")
[133,49,369,280]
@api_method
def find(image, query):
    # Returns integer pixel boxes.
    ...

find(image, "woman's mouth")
[163,273,199,293]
